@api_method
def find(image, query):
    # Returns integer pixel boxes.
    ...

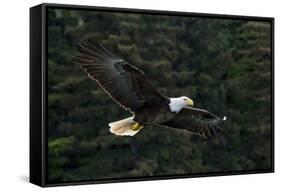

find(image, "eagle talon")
[130,123,143,131]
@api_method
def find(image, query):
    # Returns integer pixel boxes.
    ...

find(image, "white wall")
[0,0,279,190]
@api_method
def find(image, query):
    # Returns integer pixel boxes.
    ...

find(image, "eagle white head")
[169,96,194,113]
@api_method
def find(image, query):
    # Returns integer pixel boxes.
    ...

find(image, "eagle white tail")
[109,116,143,136]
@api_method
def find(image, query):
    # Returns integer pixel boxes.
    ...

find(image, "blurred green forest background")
[47,8,272,183]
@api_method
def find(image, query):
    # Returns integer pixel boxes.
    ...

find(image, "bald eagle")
[74,41,226,138]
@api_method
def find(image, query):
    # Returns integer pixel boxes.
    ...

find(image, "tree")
[47,8,272,182]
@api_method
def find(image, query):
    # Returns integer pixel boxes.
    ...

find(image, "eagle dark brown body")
[133,98,175,125]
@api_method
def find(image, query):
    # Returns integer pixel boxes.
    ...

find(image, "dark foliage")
[47,8,272,182]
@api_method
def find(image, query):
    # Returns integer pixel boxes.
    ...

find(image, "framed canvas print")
[30,3,274,187]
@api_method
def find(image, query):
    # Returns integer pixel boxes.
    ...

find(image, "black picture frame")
[30,3,275,187]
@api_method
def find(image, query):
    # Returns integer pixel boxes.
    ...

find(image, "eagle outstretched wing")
[161,107,226,138]
[74,40,166,112]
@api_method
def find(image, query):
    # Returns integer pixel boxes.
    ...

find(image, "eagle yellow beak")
[185,99,194,107]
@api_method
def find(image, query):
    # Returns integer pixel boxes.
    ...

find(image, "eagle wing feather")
[161,107,226,138]
[74,40,166,112]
